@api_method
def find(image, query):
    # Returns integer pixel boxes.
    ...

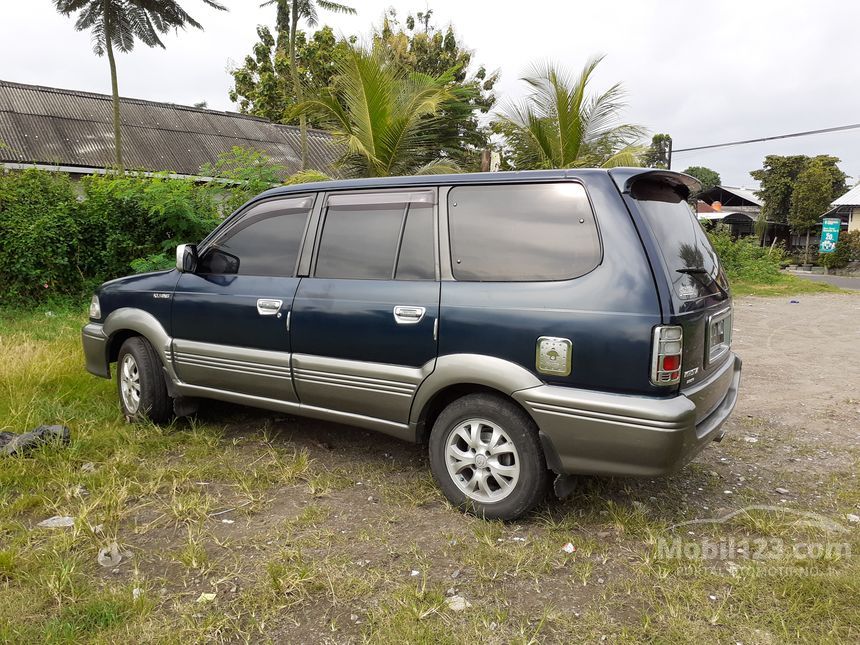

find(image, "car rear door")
[289,189,440,425]
[621,173,734,403]
[171,194,315,402]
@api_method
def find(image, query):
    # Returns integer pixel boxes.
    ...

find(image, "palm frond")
[413,159,461,175]
[315,0,355,14]
[298,45,452,177]
[497,55,643,170]
[599,145,645,168]
[58,0,226,54]
[298,0,319,26]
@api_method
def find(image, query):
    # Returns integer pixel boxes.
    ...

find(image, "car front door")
[171,194,315,402]
[289,189,440,425]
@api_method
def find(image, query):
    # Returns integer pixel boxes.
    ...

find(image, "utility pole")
[666,136,673,170]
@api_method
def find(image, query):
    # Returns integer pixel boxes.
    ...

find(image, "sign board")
[819,218,841,253]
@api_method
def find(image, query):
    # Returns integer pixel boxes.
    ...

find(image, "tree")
[643,134,671,168]
[494,56,643,170]
[54,0,226,169]
[751,155,846,225]
[293,46,456,177]
[790,159,843,263]
[683,166,721,192]
[231,9,497,171]
[750,155,811,224]
[230,25,351,125]
[273,0,355,171]
[373,10,498,171]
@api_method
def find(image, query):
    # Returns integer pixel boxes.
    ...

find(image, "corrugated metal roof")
[832,183,860,207]
[716,186,762,206]
[0,79,341,178]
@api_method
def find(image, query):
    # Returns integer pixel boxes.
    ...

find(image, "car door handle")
[393,306,426,324]
[256,298,283,316]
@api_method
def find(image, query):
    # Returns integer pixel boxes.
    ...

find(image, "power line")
[672,123,860,154]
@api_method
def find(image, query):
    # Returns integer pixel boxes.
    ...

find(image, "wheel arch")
[103,308,176,380]
[410,354,543,444]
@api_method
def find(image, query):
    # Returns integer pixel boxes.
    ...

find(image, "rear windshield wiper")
[676,267,729,300]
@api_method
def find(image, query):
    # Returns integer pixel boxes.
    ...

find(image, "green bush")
[0,169,223,303]
[285,169,331,185]
[819,230,859,270]
[707,227,786,284]
[201,146,287,216]
[0,169,81,300]
[0,148,321,303]
[77,173,219,280]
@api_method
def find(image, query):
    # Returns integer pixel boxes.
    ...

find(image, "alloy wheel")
[445,418,521,503]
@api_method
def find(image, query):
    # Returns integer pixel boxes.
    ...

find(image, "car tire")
[116,336,172,424]
[429,393,549,520]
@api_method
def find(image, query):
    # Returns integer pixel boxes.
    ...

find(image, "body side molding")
[173,382,413,441]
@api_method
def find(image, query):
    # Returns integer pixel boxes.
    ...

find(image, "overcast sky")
[2,0,858,186]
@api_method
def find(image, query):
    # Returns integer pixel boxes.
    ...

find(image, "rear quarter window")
[448,183,600,281]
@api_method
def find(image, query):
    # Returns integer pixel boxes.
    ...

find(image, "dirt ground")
[106,291,854,642]
[12,293,853,642]
[732,294,860,450]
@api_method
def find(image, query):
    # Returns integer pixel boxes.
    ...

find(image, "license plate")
[707,309,732,364]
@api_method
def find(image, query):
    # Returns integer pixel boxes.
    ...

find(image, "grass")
[731,273,845,297]
[1,301,859,642]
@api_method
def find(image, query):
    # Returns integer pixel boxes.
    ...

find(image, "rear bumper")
[82,323,110,379]
[514,354,742,477]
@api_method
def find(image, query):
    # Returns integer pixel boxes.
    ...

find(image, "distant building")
[0,79,340,180]
[822,183,860,233]
[696,185,761,238]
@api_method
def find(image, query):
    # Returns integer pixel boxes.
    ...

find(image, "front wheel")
[428,393,549,520]
[116,337,172,423]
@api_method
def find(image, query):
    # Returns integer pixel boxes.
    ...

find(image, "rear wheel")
[116,337,172,423]
[429,393,549,520]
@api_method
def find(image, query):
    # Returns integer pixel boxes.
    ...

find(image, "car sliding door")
[171,194,315,402]
[289,189,440,424]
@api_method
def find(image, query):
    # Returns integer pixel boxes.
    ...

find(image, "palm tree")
[261,0,355,170]
[497,56,644,169]
[54,0,227,169]
[293,47,458,178]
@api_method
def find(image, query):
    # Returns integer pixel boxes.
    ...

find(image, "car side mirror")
[176,244,198,273]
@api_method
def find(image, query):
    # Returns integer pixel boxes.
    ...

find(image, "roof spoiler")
[608,167,703,197]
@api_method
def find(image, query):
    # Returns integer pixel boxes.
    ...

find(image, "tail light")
[651,325,683,386]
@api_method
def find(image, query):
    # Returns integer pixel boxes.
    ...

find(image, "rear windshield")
[631,179,725,300]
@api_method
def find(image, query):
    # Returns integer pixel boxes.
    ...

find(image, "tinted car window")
[198,197,312,277]
[315,203,405,279]
[631,179,725,300]
[315,197,436,280]
[395,204,435,280]
[448,183,600,281]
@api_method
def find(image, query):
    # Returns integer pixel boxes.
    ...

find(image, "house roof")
[832,183,860,207]
[723,186,761,206]
[0,79,340,178]
[698,185,762,208]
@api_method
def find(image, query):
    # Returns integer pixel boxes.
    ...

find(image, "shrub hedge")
[706,227,786,284]
[819,230,860,270]
[0,169,82,300]
[0,148,331,303]
[0,169,221,302]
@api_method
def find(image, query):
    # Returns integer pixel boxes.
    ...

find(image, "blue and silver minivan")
[82,168,742,519]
